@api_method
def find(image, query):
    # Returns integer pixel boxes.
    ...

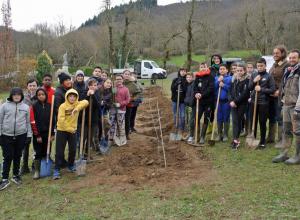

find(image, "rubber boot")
[216,123,223,142]
[272,134,290,163]
[266,123,276,144]
[277,125,283,143]
[223,123,230,142]
[199,124,208,145]
[33,160,40,180]
[285,137,300,165]
[21,143,30,175]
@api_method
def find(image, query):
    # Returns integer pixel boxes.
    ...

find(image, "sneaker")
[187,136,194,143]
[11,176,22,185]
[68,165,76,173]
[0,179,10,191]
[257,143,266,150]
[53,169,61,180]
[131,128,137,133]
[232,140,240,150]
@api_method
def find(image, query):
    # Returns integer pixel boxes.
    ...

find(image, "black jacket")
[171,76,188,103]
[193,72,215,106]
[184,81,195,107]
[85,90,102,126]
[54,85,69,118]
[73,81,87,101]
[248,71,275,105]
[102,88,113,111]
[229,78,250,106]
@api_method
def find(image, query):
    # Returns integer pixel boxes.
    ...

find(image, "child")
[85,79,102,153]
[123,70,141,140]
[215,64,232,142]
[42,74,55,105]
[0,88,32,190]
[22,79,38,174]
[193,63,215,144]
[184,72,195,142]
[108,74,130,145]
[89,66,103,86]
[171,68,188,136]
[248,58,275,149]
[30,88,55,179]
[229,64,250,149]
[53,89,89,179]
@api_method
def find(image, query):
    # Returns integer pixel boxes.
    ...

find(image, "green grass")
[1,79,300,219]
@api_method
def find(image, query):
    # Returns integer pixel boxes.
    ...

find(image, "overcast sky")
[2,0,187,31]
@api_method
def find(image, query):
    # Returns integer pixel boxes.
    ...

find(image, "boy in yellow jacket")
[53,89,89,180]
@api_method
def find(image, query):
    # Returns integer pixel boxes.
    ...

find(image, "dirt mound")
[65,86,214,192]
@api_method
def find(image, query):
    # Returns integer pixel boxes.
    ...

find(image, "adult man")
[272,50,300,164]
[267,45,289,144]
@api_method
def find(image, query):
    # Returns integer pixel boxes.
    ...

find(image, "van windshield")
[151,61,159,68]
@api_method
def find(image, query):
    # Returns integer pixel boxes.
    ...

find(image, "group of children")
[171,55,276,150]
[0,67,143,190]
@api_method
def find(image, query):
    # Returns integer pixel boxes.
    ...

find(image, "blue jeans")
[217,101,231,123]
[172,102,185,131]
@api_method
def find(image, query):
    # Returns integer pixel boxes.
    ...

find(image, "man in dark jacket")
[273,50,300,164]
[193,64,215,144]
[248,58,275,149]
[171,68,188,135]
[267,45,289,144]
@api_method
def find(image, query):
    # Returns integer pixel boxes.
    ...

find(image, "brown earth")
[65,86,214,192]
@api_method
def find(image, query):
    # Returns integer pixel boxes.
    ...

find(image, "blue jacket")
[214,74,232,101]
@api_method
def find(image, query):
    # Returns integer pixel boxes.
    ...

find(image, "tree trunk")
[186,0,195,71]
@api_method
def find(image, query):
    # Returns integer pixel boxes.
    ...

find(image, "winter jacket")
[171,75,188,103]
[269,60,289,90]
[282,64,300,109]
[54,85,70,117]
[23,91,37,106]
[42,85,55,104]
[0,97,32,138]
[56,89,89,133]
[248,71,275,105]
[193,69,215,106]
[73,81,87,101]
[214,74,232,101]
[101,88,113,111]
[30,89,54,137]
[115,85,130,111]
[85,90,102,126]
[124,80,142,107]
[229,76,250,106]
[184,81,195,107]
[88,76,103,88]
[210,54,223,78]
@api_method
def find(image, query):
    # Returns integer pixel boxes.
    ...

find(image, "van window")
[144,62,152,69]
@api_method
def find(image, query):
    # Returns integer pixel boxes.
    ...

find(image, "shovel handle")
[211,86,221,141]
[79,109,86,157]
[88,96,93,160]
[195,99,199,143]
[46,95,55,157]
[251,83,259,133]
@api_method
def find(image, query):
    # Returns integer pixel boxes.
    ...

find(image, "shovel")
[246,87,260,149]
[87,96,92,161]
[188,98,202,147]
[208,87,221,146]
[75,109,87,176]
[40,96,54,178]
[170,84,182,141]
[99,109,109,154]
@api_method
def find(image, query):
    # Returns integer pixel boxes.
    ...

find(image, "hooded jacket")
[248,71,276,105]
[56,89,89,133]
[214,74,232,101]
[171,71,188,103]
[0,88,32,137]
[184,81,195,107]
[124,79,142,107]
[30,88,55,137]
[193,69,215,105]
[229,75,250,106]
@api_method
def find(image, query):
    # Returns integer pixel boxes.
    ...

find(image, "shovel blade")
[169,133,182,141]
[75,158,87,176]
[246,134,259,149]
[100,139,110,155]
[40,158,53,178]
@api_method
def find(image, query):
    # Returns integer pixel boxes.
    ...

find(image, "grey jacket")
[0,100,32,137]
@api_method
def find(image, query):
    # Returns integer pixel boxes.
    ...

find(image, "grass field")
[1,78,300,219]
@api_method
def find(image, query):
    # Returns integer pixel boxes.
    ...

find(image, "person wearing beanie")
[0,88,33,190]
[42,74,55,105]
[248,58,275,149]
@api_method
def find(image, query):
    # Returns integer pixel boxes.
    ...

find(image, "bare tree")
[103,0,114,72]
[186,0,195,71]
